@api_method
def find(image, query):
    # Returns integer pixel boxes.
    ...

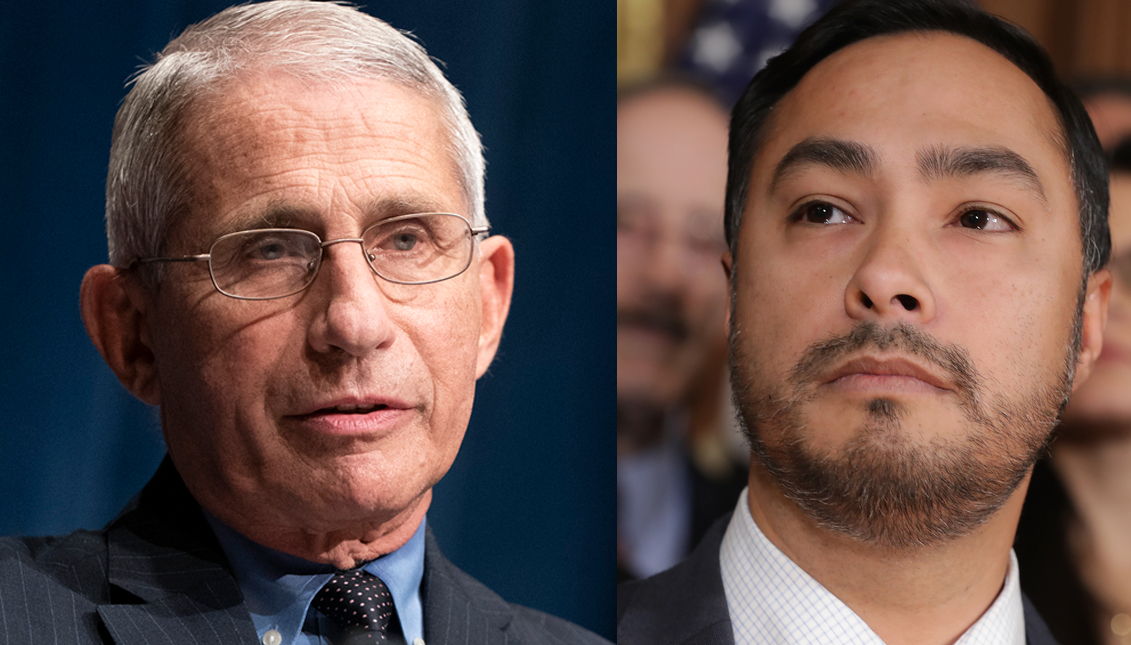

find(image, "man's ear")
[473,236,515,379]
[80,265,162,405]
[1072,267,1113,391]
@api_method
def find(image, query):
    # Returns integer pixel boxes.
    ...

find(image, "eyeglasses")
[136,212,489,300]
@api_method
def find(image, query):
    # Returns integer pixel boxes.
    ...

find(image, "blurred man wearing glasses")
[617,79,746,582]
[0,3,608,645]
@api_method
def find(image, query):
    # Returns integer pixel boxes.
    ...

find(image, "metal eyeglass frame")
[134,212,490,300]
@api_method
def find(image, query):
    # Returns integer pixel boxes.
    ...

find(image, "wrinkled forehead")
[169,70,462,244]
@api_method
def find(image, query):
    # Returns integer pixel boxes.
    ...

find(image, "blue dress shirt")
[205,511,425,645]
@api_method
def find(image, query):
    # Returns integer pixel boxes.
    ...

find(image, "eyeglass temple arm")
[471,226,490,237]
[135,254,211,264]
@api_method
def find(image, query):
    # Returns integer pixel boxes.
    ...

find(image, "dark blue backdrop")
[0,1,613,638]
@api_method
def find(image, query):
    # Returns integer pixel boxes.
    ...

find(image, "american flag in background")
[677,0,837,106]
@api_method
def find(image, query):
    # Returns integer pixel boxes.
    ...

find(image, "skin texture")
[80,73,514,569]
[616,87,729,420]
[725,33,1109,645]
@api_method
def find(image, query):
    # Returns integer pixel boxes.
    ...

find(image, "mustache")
[617,298,690,341]
[790,321,983,401]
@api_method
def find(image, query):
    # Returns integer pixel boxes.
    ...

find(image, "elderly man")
[617,79,745,581]
[0,3,608,645]
[618,0,1111,644]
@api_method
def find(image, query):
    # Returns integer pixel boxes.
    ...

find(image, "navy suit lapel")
[421,529,514,645]
[97,457,259,645]
[97,580,255,645]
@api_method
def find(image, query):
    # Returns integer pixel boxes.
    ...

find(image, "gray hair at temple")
[105,0,486,270]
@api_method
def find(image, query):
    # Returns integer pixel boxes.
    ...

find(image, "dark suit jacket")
[618,516,1062,645]
[0,458,609,645]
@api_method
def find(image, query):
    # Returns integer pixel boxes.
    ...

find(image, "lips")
[616,308,689,341]
[317,403,388,414]
[294,395,413,417]
[288,397,417,437]
[823,355,953,392]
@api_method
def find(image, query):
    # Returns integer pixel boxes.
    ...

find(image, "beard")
[731,315,1081,550]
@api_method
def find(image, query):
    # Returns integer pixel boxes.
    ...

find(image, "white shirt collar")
[719,488,1025,645]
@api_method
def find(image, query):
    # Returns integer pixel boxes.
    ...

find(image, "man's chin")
[793,395,972,452]
[747,410,1044,550]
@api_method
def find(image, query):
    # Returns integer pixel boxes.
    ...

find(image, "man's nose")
[639,235,699,292]
[844,225,937,324]
[306,240,397,357]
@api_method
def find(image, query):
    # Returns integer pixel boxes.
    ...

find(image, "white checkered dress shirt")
[720,489,1025,644]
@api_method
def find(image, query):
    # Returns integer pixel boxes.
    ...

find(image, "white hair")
[105,0,486,268]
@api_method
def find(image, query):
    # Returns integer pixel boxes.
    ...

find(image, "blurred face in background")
[1060,170,1131,435]
[617,86,730,409]
[1082,92,1131,151]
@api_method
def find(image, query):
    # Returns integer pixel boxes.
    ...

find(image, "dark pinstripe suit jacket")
[617,516,1062,645]
[0,458,610,645]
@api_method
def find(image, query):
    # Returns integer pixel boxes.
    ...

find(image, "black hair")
[724,0,1110,275]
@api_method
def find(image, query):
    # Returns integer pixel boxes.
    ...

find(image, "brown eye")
[958,209,1013,231]
[795,202,854,225]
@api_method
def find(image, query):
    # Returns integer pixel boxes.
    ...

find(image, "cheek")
[691,269,729,314]
[937,260,1079,393]
[616,236,639,300]
[733,247,847,377]
[401,288,482,425]
[165,303,302,439]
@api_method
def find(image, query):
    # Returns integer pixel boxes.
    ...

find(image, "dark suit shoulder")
[0,530,111,599]
[617,517,733,645]
[423,530,611,644]
[0,531,114,644]
[506,604,612,645]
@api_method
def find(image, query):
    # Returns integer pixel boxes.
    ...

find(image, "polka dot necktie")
[312,570,403,644]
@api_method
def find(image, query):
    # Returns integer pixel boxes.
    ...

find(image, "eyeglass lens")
[208,213,474,299]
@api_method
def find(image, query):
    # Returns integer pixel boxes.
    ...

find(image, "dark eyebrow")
[770,137,878,195]
[916,145,1047,205]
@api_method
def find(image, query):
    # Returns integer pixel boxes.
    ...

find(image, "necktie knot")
[313,570,400,643]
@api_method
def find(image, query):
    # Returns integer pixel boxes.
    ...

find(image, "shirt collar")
[719,488,1025,645]
[204,510,426,645]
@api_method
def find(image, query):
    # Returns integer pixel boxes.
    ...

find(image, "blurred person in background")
[1074,80,1131,152]
[617,77,747,582]
[1017,88,1131,645]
